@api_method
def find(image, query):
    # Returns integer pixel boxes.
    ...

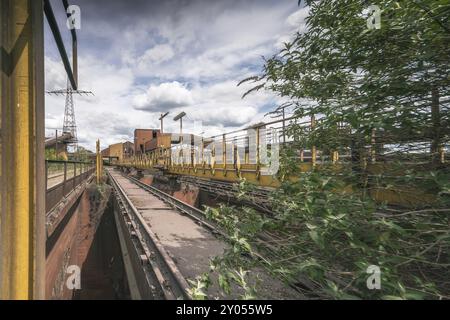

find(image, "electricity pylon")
[47,80,93,157]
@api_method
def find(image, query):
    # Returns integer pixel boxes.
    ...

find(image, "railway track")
[177,176,274,214]
[121,171,285,256]
[108,169,192,300]
[124,173,283,264]
[107,167,302,300]
[125,174,228,239]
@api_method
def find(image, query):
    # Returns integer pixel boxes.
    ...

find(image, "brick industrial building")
[108,141,134,162]
[134,129,159,155]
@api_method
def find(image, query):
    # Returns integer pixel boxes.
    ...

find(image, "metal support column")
[311,115,316,167]
[96,139,102,184]
[222,134,226,176]
[0,0,45,299]
[431,87,443,164]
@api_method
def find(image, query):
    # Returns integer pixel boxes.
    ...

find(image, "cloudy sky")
[44,0,309,151]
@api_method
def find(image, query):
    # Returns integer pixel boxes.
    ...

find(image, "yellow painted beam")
[96,139,102,184]
[311,115,316,167]
[0,0,45,300]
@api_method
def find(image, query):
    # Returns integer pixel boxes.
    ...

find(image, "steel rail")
[124,173,318,296]
[107,170,191,300]
[121,172,284,252]
[118,171,314,296]
[176,176,274,214]
[122,173,227,238]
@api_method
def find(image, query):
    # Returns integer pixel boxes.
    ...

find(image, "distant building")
[144,133,172,153]
[134,129,159,155]
[109,141,135,162]
[123,141,134,158]
[109,143,123,162]
[101,147,110,157]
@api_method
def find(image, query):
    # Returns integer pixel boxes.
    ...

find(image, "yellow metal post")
[201,138,205,171]
[222,134,226,176]
[96,139,103,184]
[0,0,45,299]
[311,115,316,167]
[96,140,98,183]
[431,87,441,164]
[256,128,260,179]
[98,146,103,183]
[370,128,376,164]
[332,151,339,163]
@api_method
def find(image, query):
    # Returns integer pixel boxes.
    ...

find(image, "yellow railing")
[116,115,448,207]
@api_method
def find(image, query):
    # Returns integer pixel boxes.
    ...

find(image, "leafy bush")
[194,0,450,299]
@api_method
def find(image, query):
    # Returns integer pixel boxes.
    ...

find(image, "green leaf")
[218,274,231,295]
[309,230,324,249]
[382,295,405,300]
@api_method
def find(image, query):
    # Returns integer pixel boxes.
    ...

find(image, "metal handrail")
[46,159,93,164]
[45,160,95,213]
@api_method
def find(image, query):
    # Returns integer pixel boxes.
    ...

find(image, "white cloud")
[45,56,66,91]
[275,7,310,49]
[286,7,309,28]
[137,44,175,70]
[124,1,300,80]
[44,0,308,151]
[131,77,278,133]
[186,103,258,127]
[133,81,194,111]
